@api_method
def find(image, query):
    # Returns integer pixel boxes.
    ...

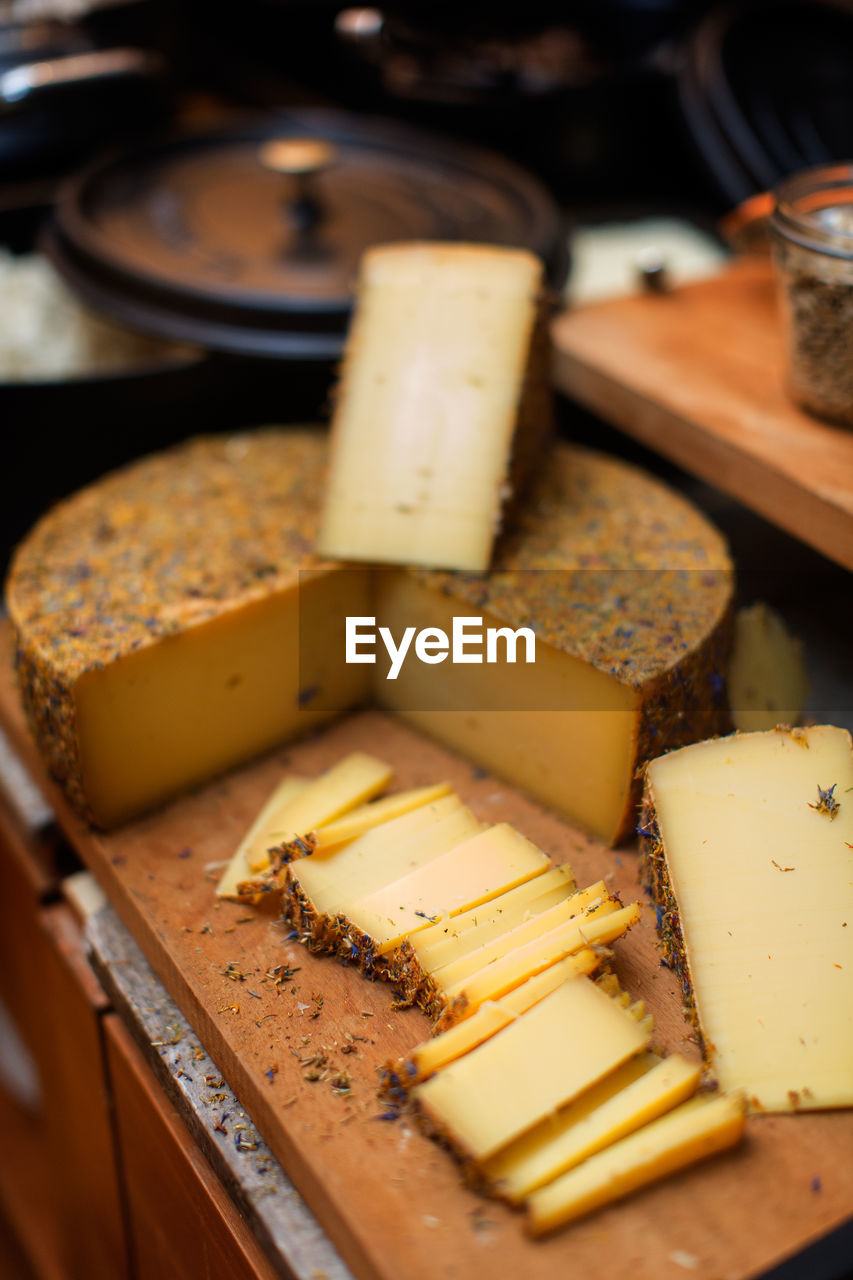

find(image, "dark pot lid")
[45,109,567,359]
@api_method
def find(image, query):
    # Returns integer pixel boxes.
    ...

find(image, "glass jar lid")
[771,162,853,262]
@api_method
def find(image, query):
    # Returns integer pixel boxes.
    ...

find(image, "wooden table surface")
[1,631,852,1280]
[551,258,853,572]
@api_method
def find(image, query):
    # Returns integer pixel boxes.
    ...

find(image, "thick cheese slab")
[413,977,651,1162]
[483,1053,701,1202]
[641,725,853,1111]
[526,1093,746,1236]
[7,430,731,835]
[317,242,550,572]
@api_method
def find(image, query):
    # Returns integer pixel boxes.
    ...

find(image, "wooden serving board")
[551,257,853,572]
[1,636,851,1280]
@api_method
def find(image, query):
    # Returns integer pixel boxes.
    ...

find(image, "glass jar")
[770,163,853,429]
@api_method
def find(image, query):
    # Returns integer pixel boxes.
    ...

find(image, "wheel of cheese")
[6,429,732,836]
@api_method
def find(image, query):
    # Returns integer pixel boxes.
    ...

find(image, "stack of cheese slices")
[217,751,746,1236]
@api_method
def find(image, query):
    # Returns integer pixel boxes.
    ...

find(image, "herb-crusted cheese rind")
[7,429,367,826]
[378,446,734,844]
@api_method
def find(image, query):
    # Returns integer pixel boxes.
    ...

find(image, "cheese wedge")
[317,242,550,572]
[729,602,809,732]
[433,901,641,1026]
[413,977,651,1162]
[641,725,853,1111]
[483,1053,701,1202]
[242,752,392,873]
[305,783,453,852]
[398,949,604,1085]
[216,777,307,899]
[526,1093,746,1236]
[6,430,372,828]
[344,824,551,953]
[374,444,732,844]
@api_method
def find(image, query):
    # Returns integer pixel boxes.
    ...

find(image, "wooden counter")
[1,629,851,1280]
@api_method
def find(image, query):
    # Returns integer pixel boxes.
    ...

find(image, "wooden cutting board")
[1,633,851,1280]
[551,257,853,572]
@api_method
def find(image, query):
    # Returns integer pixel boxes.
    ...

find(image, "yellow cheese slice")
[526,1093,746,1236]
[484,1053,701,1202]
[406,949,603,1083]
[413,976,651,1162]
[308,782,453,851]
[729,603,808,732]
[411,864,578,970]
[292,799,482,918]
[439,901,641,1014]
[243,752,392,873]
[317,242,549,572]
[345,824,551,952]
[430,882,616,990]
[643,724,853,1112]
[216,777,307,899]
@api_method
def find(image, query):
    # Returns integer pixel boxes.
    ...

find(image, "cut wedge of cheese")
[317,242,550,572]
[432,900,641,1026]
[6,430,371,828]
[642,724,853,1112]
[243,752,392,873]
[216,777,307,899]
[8,430,731,835]
[374,444,732,844]
[483,1053,702,1202]
[526,1093,746,1236]
[304,783,453,852]
[344,824,551,953]
[413,977,651,1162]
